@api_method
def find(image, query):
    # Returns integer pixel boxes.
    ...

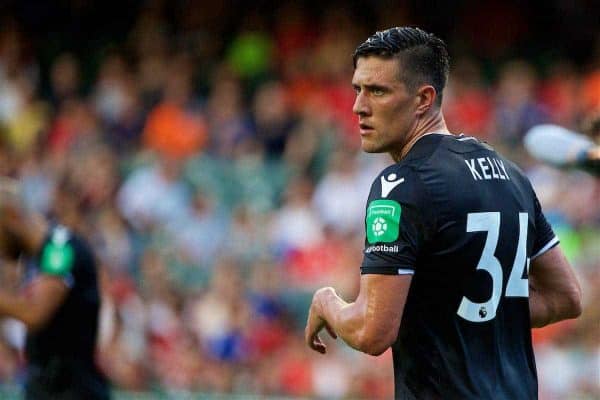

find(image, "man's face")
[352,56,417,156]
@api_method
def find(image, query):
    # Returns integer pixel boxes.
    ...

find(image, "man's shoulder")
[391,133,485,174]
[38,226,95,277]
[417,134,531,183]
[368,162,426,206]
[367,134,461,200]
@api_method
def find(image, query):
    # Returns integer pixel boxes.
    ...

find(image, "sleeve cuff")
[531,236,560,260]
[361,266,415,275]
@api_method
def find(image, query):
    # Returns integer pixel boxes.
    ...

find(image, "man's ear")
[415,85,437,116]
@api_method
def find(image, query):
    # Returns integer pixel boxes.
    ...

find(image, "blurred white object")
[524,124,594,167]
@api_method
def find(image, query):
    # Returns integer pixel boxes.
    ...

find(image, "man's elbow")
[363,343,390,357]
[564,287,583,320]
[356,330,397,356]
[21,312,51,333]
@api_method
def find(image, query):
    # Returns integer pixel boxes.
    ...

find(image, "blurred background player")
[524,113,600,176]
[305,27,582,399]
[0,178,109,399]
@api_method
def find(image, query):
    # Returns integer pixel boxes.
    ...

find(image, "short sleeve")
[531,193,559,259]
[361,166,432,275]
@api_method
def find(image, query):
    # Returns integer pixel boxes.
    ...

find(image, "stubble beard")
[360,135,387,154]
[360,133,402,156]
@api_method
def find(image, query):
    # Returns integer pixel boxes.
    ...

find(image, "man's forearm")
[0,286,64,331]
[306,276,408,356]
[318,288,396,356]
[319,289,369,352]
[0,290,32,326]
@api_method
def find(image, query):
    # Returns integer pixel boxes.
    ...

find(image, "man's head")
[353,27,449,106]
[351,27,449,156]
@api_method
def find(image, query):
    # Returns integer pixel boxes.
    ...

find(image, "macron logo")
[380,173,405,198]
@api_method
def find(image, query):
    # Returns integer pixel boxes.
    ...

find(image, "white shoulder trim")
[531,236,559,260]
[397,268,415,275]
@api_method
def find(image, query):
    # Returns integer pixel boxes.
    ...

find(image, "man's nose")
[353,92,370,116]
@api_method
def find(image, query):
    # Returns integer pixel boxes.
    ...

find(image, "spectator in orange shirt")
[143,58,207,159]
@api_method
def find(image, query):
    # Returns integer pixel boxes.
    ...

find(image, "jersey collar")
[401,132,458,162]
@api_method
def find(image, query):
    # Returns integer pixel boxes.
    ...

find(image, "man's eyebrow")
[352,83,389,90]
[361,84,389,92]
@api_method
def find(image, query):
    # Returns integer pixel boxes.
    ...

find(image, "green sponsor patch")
[366,199,402,243]
[40,242,74,276]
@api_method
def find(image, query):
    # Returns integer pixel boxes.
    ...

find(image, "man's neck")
[391,111,450,162]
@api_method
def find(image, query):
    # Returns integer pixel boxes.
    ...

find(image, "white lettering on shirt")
[477,157,491,179]
[464,159,483,180]
[466,157,510,181]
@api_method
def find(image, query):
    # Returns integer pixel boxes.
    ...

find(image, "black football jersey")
[24,225,109,399]
[361,133,558,400]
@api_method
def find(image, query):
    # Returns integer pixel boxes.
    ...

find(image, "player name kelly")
[464,157,510,181]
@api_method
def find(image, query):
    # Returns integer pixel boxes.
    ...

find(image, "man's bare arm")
[529,245,582,328]
[305,274,412,356]
[0,275,69,332]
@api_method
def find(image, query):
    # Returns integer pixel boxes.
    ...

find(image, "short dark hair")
[353,27,450,106]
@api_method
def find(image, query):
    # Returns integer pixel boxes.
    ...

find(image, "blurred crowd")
[0,1,598,399]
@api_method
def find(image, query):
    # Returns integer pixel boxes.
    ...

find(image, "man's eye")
[353,86,361,94]
[372,88,384,96]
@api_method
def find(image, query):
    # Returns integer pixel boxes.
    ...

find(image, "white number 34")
[457,212,529,322]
